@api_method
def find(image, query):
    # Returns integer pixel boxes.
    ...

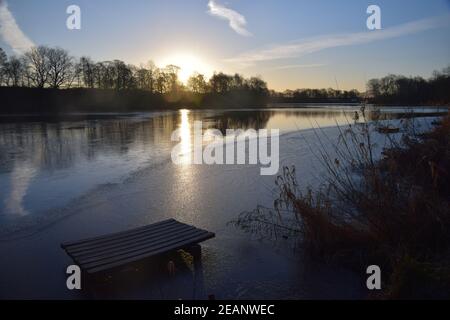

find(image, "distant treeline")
[270,88,361,104]
[366,67,450,106]
[0,46,269,111]
[0,46,449,113]
[271,66,450,106]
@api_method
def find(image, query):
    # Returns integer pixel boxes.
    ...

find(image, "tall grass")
[231,109,450,298]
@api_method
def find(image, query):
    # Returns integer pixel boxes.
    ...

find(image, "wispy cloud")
[0,0,34,54]
[271,63,326,70]
[227,14,450,66]
[208,0,252,37]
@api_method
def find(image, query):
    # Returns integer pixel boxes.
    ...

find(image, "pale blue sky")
[0,0,449,90]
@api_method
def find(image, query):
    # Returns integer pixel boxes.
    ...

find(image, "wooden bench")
[61,219,215,274]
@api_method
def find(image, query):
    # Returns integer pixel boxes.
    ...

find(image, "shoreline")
[2,87,448,115]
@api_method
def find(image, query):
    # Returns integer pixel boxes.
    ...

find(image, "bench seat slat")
[81,230,210,269]
[75,228,206,265]
[62,219,177,250]
[67,223,195,257]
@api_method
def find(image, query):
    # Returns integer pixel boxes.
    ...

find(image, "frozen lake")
[0,106,446,299]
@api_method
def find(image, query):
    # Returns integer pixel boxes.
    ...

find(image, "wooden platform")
[61,219,215,274]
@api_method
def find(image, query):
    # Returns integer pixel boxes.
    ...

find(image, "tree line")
[271,88,361,104]
[0,45,449,110]
[366,67,450,105]
[0,46,268,96]
[271,66,450,106]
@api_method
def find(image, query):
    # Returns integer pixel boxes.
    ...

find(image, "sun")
[158,53,213,84]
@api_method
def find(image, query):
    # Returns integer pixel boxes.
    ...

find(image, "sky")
[0,0,449,91]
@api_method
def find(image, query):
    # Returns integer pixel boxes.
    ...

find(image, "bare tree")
[47,47,74,88]
[24,46,50,88]
[164,64,180,93]
[145,61,156,93]
[209,72,233,93]
[246,76,268,93]
[79,56,96,88]
[4,56,24,86]
[154,68,169,94]
[136,66,148,90]
[187,72,208,93]
[93,62,107,89]
[72,60,83,87]
[112,60,135,90]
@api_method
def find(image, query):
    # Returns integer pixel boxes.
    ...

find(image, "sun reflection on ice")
[178,109,193,165]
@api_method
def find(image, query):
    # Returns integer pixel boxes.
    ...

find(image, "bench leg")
[188,244,202,264]
[185,244,205,299]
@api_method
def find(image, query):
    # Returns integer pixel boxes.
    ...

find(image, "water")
[0,106,446,299]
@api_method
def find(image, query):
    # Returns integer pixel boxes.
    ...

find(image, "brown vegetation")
[232,111,450,299]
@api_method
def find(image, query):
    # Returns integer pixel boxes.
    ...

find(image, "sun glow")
[158,53,213,84]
